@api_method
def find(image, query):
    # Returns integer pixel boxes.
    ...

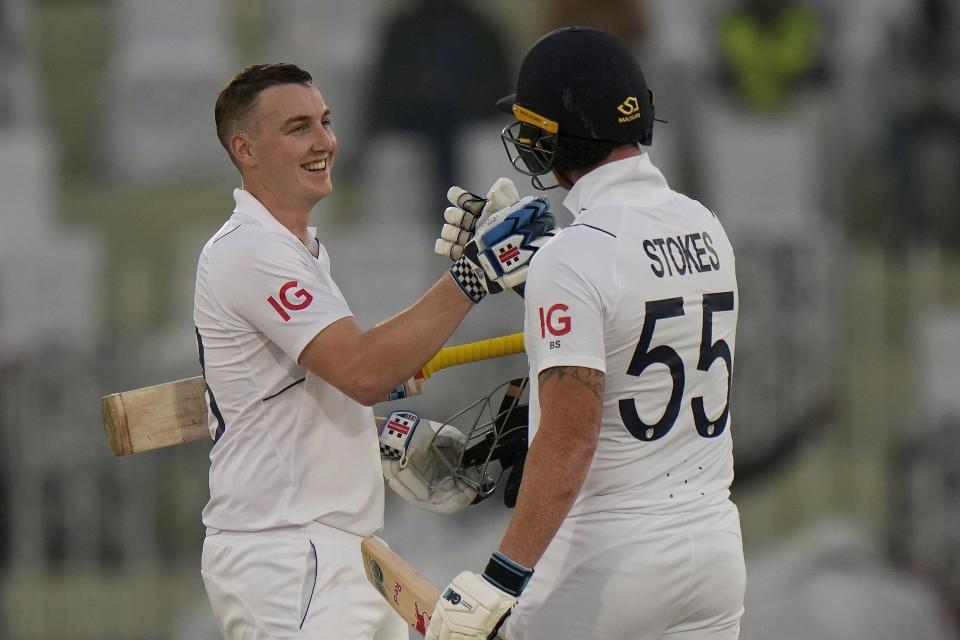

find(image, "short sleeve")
[524,241,607,375]
[218,238,353,362]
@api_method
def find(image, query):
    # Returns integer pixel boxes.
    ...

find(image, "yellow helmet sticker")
[512,104,559,134]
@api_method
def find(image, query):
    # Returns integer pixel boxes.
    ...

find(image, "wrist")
[481,551,533,597]
[449,256,487,304]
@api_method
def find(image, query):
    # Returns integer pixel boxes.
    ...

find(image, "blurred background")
[1,0,959,638]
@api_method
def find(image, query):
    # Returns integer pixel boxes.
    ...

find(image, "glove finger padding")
[380,413,479,514]
[447,186,487,217]
[444,205,478,230]
[450,196,556,302]
[436,178,520,261]
[440,218,474,245]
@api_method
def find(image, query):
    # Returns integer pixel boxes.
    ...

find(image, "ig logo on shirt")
[539,303,571,349]
[267,280,314,321]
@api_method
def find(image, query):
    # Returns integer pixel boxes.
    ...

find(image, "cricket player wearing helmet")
[428,27,746,640]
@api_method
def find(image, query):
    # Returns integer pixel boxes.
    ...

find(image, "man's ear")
[229,133,255,168]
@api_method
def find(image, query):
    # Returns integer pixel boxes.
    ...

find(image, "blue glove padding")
[449,196,556,303]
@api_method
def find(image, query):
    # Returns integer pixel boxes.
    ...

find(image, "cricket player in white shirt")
[194,63,556,639]
[428,28,746,640]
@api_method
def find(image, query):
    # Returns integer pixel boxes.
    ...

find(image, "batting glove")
[379,411,479,514]
[436,177,520,261]
[426,553,533,640]
[448,196,556,304]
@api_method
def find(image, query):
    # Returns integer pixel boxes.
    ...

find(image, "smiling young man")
[194,63,555,639]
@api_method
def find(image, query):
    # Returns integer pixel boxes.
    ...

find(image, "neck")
[243,180,314,246]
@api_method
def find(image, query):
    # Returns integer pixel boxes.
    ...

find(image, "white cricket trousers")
[201,521,408,639]
[504,501,745,640]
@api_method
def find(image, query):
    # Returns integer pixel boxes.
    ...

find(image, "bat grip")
[420,333,524,379]
[382,333,525,402]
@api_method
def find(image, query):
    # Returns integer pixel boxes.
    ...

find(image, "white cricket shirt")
[194,189,384,534]
[524,154,738,516]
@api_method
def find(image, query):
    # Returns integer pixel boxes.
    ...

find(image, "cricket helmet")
[497,26,656,182]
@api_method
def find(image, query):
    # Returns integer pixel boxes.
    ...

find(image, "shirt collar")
[232,188,317,241]
[562,153,670,217]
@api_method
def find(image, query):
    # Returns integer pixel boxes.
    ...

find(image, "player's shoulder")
[537,206,622,262]
[529,209,621,277]
[664,190,724,226]
[204,215,297,255]
[569,204,625,237]
[200,215,305,277]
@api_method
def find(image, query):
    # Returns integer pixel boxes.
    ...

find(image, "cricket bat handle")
[385,332,524,401]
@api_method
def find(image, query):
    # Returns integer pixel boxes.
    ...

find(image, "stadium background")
[1,0,959,638]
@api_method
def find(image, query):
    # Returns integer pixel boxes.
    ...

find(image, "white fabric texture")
[201,522,407,640]
[505,503,744,640]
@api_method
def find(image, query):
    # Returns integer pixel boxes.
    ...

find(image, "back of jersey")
[524,158,738,517]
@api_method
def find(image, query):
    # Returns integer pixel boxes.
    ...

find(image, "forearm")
[425,365,603,640]
[351,274,473,399]
[497,428,596,568]
[498,366,603,568]
[302,195,554,406]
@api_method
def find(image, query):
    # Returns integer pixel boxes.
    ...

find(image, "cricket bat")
[102,332,525,456]
[360,536,507,639]
[361,536,441,636]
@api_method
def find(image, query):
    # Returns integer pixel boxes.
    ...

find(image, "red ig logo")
[539,303,571,337]
[267,280,314,321]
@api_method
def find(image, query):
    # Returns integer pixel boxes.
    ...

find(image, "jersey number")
[618,292,734,442]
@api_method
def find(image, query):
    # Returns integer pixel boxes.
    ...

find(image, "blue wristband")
[481,551,533,597]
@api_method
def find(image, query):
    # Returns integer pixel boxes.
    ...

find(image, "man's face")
[244,83,336,207]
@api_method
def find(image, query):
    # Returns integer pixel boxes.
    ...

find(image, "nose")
[312,125,335,151]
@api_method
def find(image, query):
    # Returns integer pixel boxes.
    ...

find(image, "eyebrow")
[281,111,330,128]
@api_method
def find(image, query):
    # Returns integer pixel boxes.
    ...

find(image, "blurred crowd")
[0,0,958,638]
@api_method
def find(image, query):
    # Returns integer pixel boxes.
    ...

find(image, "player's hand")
[426,572,516,640]
[436,177,520,261]
[379,411,480,514]
[448,196,556,303]
[427,552,532,640]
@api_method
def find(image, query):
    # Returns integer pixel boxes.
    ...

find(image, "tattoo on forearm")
[539,366,604,401]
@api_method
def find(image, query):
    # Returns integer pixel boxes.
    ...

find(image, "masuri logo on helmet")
[617,96,642,120]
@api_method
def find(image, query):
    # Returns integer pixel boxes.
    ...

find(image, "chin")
[316,180,333,199]
[307,175,333,201]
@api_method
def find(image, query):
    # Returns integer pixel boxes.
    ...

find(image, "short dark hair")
[552,136,637,173]
[214,63,313,155]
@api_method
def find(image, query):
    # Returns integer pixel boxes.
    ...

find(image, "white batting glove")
[436,177,520,261]
[380,412,479,514]
[427,553,533,640]
[448,196,556,303]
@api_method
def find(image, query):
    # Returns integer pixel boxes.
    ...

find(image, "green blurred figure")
[718,0,825,111]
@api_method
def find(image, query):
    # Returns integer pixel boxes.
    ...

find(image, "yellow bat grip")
[419,332,525,380]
